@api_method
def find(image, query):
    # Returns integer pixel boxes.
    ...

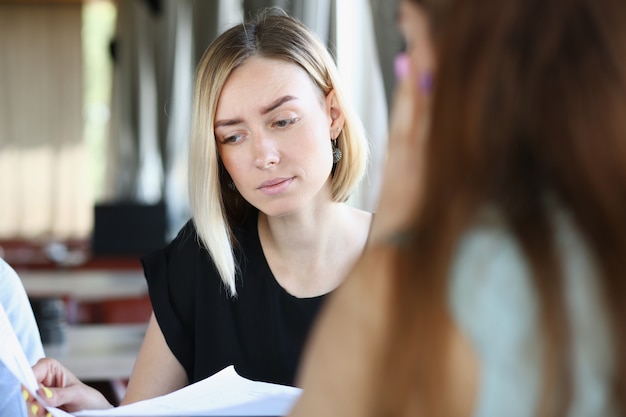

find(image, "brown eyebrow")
[214,95,298,129]
[260,95,298,115]
[214,118,242,129]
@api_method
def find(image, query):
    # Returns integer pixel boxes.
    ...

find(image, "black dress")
[141,210,327,387]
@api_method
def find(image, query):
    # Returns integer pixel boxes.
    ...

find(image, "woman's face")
[214,57,343,218]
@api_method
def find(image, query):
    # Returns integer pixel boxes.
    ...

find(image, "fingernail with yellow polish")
[31,404,39,415]
[22,389,29,400]
[42,386,53,399]
[46,413,53,417]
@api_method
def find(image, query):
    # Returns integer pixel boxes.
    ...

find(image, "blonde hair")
[188,8,368,297]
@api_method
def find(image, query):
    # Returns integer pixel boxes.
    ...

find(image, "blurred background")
[0,0,402,269]
[1,0,404,405]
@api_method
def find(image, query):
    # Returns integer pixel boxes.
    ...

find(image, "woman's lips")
[258,177,294,195]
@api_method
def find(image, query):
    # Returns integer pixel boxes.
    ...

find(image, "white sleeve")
[0,258,45,365]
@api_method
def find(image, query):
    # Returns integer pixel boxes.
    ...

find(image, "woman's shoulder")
[0,258,23,294]
[0,258,45,364]
[448,206,615,416]
[450,210,532,298]
[142,215,259,291]
[141,219,213,288]
[448,212,543,415]
[449,207,601,307]
[169,219,202,252]
[449,209,539,344]
[148,219,216,263]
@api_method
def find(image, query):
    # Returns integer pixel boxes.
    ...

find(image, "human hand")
[22,385,51,417]
[369,52,431,245]
[31,357,114,413]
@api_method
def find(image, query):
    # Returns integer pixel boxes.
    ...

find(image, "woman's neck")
[258,203,372,298]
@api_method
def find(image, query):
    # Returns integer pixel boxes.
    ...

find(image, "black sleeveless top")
[141,211,327,386]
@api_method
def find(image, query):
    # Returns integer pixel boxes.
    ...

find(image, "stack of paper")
[0,303,301,417]
[76,366,301,417]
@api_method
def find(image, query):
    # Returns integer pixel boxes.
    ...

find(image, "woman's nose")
[253,134,280,169]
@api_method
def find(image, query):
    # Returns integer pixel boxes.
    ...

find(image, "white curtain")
[104,0,391,239]
[0,0,399,247]
[0,3,91,240]
[104,0,164,204]
[104,0,242,238]
[0,0,394,244]
[336,0,388,211]
[161,0,194,239]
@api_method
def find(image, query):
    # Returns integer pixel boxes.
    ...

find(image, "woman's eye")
[274,117,299,128]
[221,133,243,144]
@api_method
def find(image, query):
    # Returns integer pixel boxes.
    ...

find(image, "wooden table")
[43,323,146,381]
[19,269,147,302]
[20,269,151,324]
[20,269,148,380]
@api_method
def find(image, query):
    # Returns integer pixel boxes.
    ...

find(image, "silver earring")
[332,139,342,163]
[227,180,236,191]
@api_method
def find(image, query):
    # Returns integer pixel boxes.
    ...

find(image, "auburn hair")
[380,0,626,415]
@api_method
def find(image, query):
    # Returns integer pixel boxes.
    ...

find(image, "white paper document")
[0,303,73,417]
[75,366,302,416]
[1,301,300,416]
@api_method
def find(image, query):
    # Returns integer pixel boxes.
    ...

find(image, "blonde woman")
[30,8,370,413]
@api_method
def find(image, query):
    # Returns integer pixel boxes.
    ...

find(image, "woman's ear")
[325,90,345,139]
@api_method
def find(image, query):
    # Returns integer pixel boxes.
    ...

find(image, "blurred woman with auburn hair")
[290,0,626,415]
